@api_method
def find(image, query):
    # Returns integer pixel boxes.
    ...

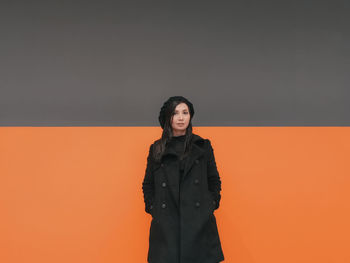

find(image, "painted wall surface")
[1,127,349,263]
[0,0,349,126]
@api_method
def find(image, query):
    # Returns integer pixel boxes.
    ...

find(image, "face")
[171,103,191,136]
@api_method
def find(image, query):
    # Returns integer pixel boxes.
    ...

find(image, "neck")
[173,132,186,137]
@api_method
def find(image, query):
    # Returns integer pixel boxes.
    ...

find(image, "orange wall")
[0,127,349,263]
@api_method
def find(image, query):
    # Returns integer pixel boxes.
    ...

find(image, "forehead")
[174,103,189,111]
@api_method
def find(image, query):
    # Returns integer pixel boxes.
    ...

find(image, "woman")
[142,96,224,263]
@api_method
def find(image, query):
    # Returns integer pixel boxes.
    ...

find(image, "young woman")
[142,96,224,263]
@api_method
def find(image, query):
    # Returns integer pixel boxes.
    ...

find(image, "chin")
[174,127,187,133]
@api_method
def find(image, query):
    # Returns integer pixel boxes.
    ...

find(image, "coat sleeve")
[207,139,222,210]
[142,144,155,215]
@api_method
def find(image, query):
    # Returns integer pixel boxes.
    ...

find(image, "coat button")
[213,200,216,205]
[161,203,166,208]
[195,201,200,208]
[195,159,199,164]
[162,182,166,187]
[161,163,164,167]
[194,179,199,184]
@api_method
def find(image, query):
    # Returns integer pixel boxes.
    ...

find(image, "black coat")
[142,133,224,263]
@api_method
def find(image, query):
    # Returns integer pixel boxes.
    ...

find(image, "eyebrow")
[175,109,188,112]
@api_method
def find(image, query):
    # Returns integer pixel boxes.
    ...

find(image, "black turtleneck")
[168,134,187,180]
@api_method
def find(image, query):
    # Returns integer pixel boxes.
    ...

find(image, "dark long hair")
[153,99,194,162]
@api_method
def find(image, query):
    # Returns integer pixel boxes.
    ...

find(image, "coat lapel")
[160,134,205,209]
[182,140,205,181]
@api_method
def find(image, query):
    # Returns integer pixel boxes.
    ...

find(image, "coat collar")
[161,133,205,161]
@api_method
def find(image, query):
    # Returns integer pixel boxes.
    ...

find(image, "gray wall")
[0,0,349,126]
